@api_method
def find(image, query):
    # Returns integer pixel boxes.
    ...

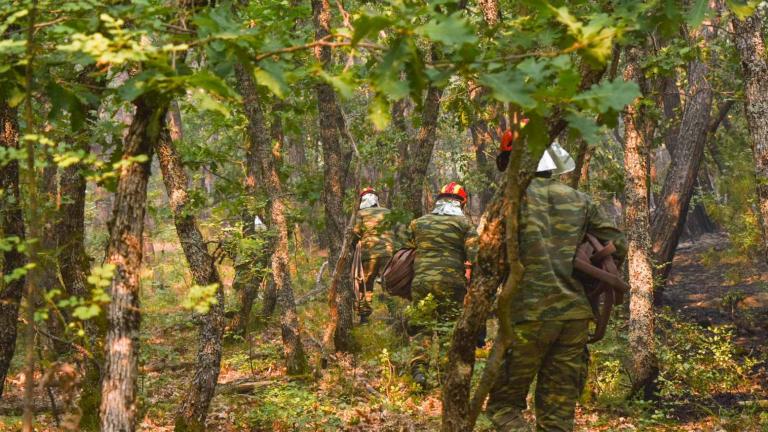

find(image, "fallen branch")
[215,379,274,395]
[140,360,196,373]
[296,261,329,305]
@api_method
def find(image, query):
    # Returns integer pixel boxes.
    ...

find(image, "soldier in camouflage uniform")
[487,142,626,431]
[352,187,395,323]
[403,182,478,387]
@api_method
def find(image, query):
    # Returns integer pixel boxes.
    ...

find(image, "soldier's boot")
[358,293,373,324]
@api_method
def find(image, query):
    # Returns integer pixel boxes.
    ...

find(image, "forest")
[1,0,768,431]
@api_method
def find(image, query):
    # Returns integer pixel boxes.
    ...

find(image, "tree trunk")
[38,158,68,354]
[228,212,263,334]
[99,95,168,432]
[477,0,500,25]
[58,153,90,300]
[661,75,682,158]
[155,107,225,432]
[566,139,590,189]
[229,85,268,332]
[468,83,501,211]
[623,48,658,398]
[732,10,768,263]
[397,67,443,217]
[235,65,308,374]
[650,46,713,283]
[261,279,277,317]
[0,102,25,399]
[312,0,355,352]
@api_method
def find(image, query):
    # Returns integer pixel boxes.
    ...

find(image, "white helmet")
[537,141,575,175]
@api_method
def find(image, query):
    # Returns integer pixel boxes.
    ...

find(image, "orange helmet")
[438,182,468,204]
[359,186,377,197]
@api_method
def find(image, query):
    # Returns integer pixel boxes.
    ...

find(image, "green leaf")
[368,96,391,131]
[185,70,237,99]
[522,113,548,158]
[375,76,410,100]
[183,283,220,314]
[416,13,477,46]
[73,304,101,320]
[687,0,709,27]
[565,112,602,144]
[573,79,640,113]
[727,0,759,19]
[351,15,392,46]
[478,72,537,110]
[320,71,356,99]
[254,61,289,98]
[551,6,582,35]
[190,90,230,117]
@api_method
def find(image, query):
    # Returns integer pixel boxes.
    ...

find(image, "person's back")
[512,177,625,322]
[403,182,477,388]
[352,188,394,323]
[408,213,475,304]
[355,206,394,261]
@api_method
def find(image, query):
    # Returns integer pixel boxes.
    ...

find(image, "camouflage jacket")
[404,214,478,296]
[353,207,395,260]
[509,177,626,322]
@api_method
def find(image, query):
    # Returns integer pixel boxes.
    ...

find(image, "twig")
[253,35,384,62]
[35,341,60,428]
[295,261,329,305]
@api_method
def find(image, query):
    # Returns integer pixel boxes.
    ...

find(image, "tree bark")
[468,83,501,210]
[623,48,658,398]
[477,0,500,25]
[732,10,768,263]
[312,0,355,352]
[261,279,277,317]
[229,90,268,331]
[228,212,263,334]
[235,65,307,374]
[650,41,713,282]
[661,75,682,158]
[566,139,590,189]
[155,106,225,432]
[37,157,68,354]
[0,102,25,399]
[57,153,90,301]
[99,95,168,432]
[397,65,443,217]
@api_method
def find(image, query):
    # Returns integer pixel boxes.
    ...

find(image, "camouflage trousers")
[486,319,590,432]
[357,257,385,319]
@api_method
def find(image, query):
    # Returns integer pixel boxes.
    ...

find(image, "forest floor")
[1,232,768,431]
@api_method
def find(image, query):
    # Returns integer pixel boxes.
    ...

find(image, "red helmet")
[359,186,376,197]
[438,182,468,204]
[498,118,529,153]
[497,117,529,171]
[500,129,516,152]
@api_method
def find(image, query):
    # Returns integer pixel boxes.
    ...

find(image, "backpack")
[573,234,629,343]
[380,248,416,300]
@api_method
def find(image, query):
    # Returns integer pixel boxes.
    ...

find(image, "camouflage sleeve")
[464,222,479,264]
[352,211,363,243]
[587,200,627,264]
